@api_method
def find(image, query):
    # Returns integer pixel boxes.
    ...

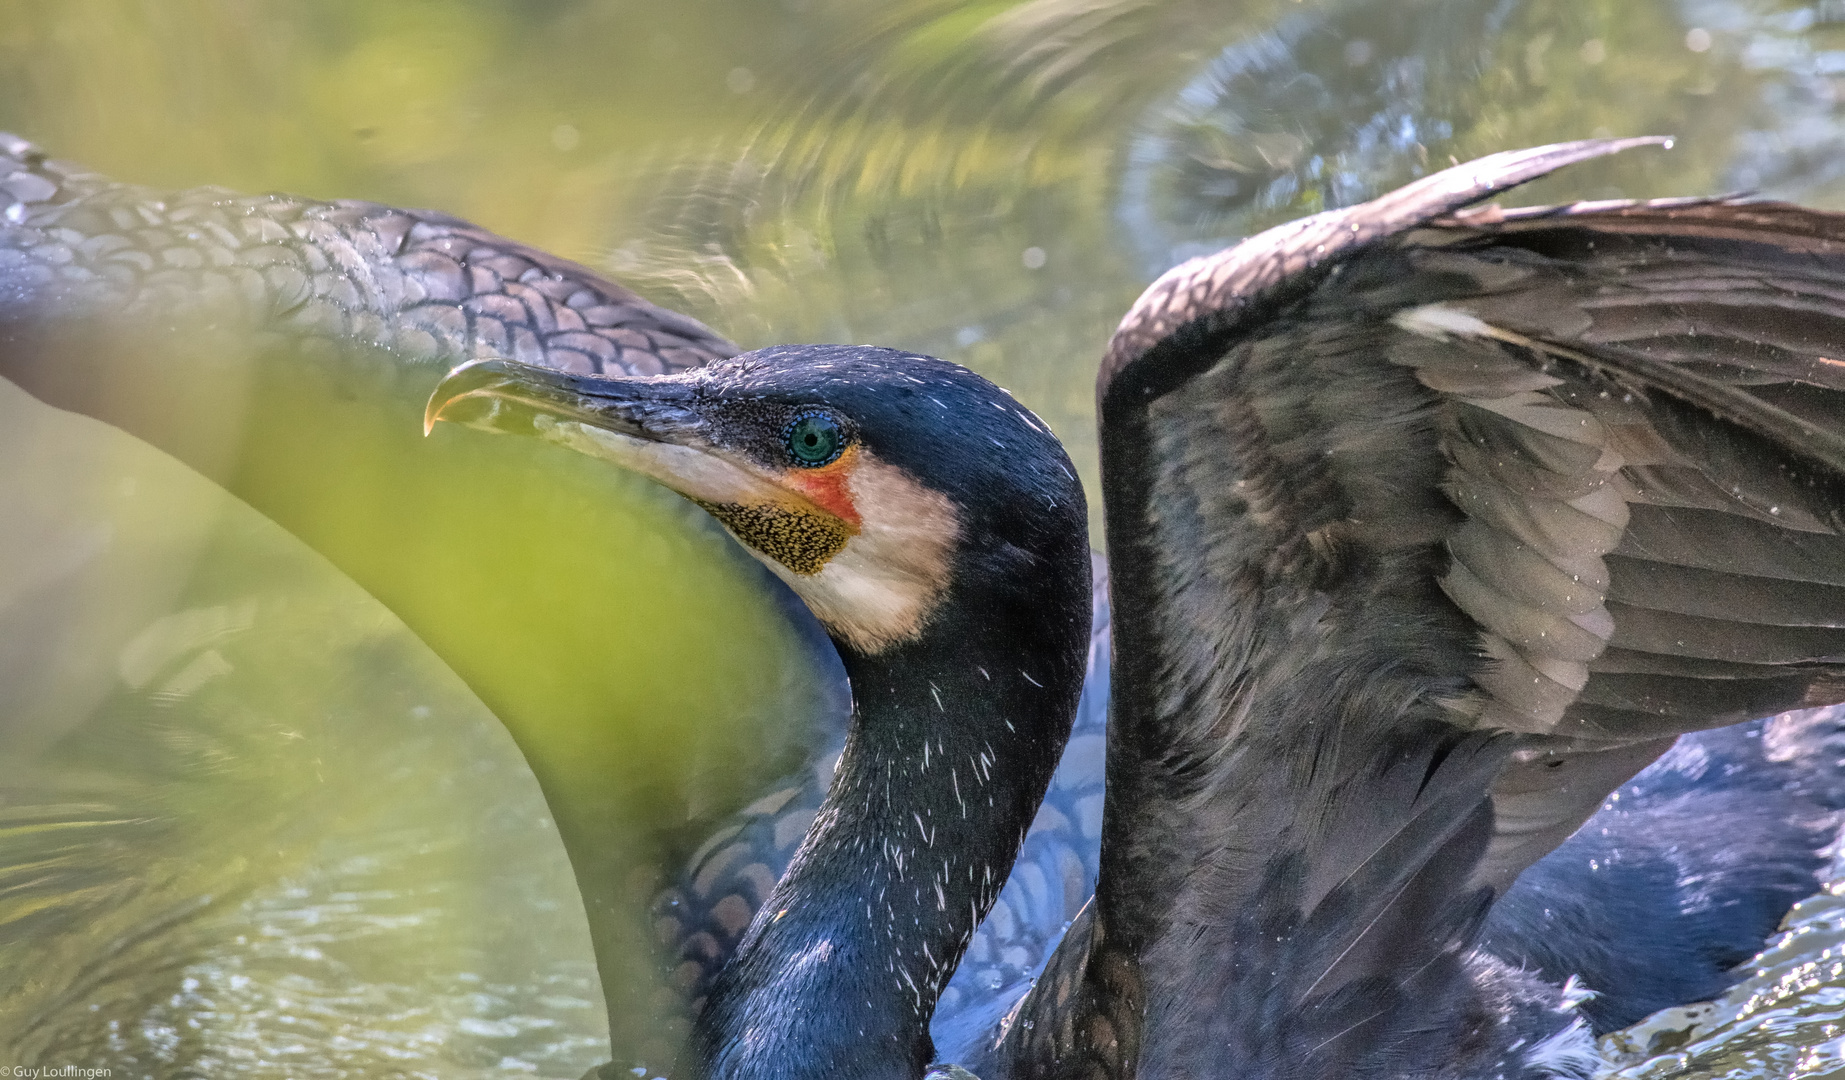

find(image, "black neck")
[689,543,1091,1080]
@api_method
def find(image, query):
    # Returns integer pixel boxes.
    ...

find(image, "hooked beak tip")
[424,358,509,437]
[421,356,703,444]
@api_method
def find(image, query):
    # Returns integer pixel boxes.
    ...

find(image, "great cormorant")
[5,132,1845,1075]
[424,138,1845,1077]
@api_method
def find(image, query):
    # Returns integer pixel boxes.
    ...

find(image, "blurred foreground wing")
[1099,138,1845,899]
[0,133,797,1061]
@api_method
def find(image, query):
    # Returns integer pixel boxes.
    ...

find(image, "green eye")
[784,410,844,467]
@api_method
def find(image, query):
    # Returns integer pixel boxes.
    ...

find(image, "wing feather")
[1615,505,1845,584]
[1604,561,1845,625]
[1086,139,1845,1072]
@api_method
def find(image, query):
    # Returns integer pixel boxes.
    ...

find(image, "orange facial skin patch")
[779,444,863,528]
[694,446,864,575]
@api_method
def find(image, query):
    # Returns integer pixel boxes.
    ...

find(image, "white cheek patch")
[538,417,960,655]
[760,451,962,655]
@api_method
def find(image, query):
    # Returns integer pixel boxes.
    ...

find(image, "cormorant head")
[427,345,1087,655]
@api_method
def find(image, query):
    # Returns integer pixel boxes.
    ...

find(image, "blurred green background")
[5,0,1845,1075]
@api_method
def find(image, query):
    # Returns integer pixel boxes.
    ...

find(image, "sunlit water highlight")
[1604,882,1845,1078]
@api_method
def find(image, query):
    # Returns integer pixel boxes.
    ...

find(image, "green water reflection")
[6,0,1845,1075]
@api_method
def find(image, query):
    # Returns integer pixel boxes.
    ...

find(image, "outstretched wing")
[1384,195,1845,884]
[1075,139,1845,1076]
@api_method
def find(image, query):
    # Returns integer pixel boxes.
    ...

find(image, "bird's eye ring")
[784,410,845,467]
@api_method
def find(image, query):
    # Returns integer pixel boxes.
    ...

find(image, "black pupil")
[787,413,841,465]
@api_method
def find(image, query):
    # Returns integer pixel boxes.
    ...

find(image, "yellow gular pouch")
[695,500,855,576]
